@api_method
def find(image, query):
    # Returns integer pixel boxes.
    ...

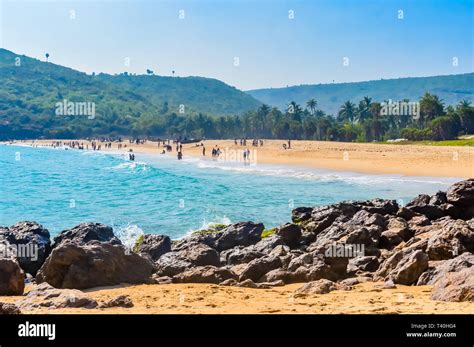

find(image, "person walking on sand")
[202,146,206,156]
[288,139,291,149]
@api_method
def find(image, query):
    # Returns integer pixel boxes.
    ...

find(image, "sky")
[0,0,472,90]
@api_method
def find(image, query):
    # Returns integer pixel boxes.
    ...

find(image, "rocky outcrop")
[0,221,51,276]
[293,279,339,296]
[36,241,154,289]
[9,179,474,303]
[0,259,25,295]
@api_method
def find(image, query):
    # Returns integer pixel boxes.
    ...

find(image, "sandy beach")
[1,281,473,314]
[11,139,473,178]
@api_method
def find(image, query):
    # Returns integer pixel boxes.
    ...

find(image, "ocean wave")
[193,160,456,185]
[105,161,150,172]
[114,224,145,249]
[178,216,232,240]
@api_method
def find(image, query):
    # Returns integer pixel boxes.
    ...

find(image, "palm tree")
[457,99,471,110]
[306,99,317,115]
[45,53,50,62]
[419,93,444,126]
[357,96,372,123]
[338,101,356,123]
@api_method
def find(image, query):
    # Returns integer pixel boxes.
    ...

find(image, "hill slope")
[0,48,261,138]
[247,74,474,114]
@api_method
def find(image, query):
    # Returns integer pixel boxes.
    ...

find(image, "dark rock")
[446,179,474,207]
[214,222,264,251]
[137,234,171,261]
[173,266,236,284]
[239,256,282,282]
[0,259,24,295]
[347,256,379,274]
[429,191,448,205]
[293,279,337,296]
[288,253,313,272]
[349,210,386,228]
[396,207,418,221]
[18,282,98,309]
[99,295,134,308]
[0,302,21,314]
[357,199,399,215]
[431,268,474,302]
[276,223,302,248]
[0,221,51,276]
[236,279,259,288]
[252,234,285,254]
[156,242,220,276]
[36,241,154,289]
[53,223,121,247]
[224,247,264,265]
[375,249,428,285]
[291,207,314,224]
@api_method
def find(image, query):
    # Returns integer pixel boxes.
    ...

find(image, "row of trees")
[131,93,473,142]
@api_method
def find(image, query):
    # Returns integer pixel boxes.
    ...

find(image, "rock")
[276,223,302,248]
[36,241,154,289]
[224,247,264,265]
[375,249,428,285]
[345,226,381,247]
[291,207,314,224]
[136,234,171,261]
[431,268,474,302]
[219,278,237,286]
[446,179,474,207]
[99,295,134,308]
[288,253,313,272]
[18,283,98,309]
[304,205,346,235]
[0,221,52,276]
[214,222,264,251]
[270,244,290,257]
[173,266,236,284]
[155,243,219,276]
[53,223,121,247]
[430,191,448,205]
[0,302,21,314]
[426,219,474,260]
[417,253,474,285]
[0,259,25,295]
[374,279,397,289]
[347,256,379,274]
[293,279,337,296]
[357,199,399,215]
[152,275,173,284]
[236,279,259,288]
[406,195,446,220]
[259,269,291,283]
[253,234,285,253]
[349,210,386,228]
[379,230,404,249]
[239,256,282,282]
[396,206,418,220]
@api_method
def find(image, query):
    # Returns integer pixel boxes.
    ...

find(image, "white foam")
[114,224,145,249]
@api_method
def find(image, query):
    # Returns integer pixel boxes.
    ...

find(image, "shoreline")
[3,139,473,178]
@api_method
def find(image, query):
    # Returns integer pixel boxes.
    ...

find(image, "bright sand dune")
[16,139,473,178]
[1,282,473,314]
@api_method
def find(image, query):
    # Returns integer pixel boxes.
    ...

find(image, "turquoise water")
[0,144,460,239]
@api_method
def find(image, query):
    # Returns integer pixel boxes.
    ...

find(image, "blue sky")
[0,0,472,90]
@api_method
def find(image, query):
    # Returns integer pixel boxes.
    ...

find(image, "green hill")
[0,48,261,139]
[247,74,474,115]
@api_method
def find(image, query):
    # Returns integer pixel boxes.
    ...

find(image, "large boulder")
[406,195,446,220]
[430,268,474,302]
[375,249,428,285]
[446,179,474,207]
[36,241,154,289]
[136,234,171,261]
[0,221,51,276]
[276,223,302,248]
[155,243,219,277]
[18,282,98,309]
[0,302,21,314]
[417,252,474,285]
[173,266,237,284]
[426,218,474,260]
[239,256,282,282]
[293,279,338,296]
[222,247,265,265]
[53,223,121,247]
[0,258,25,295]
[214,222,264,251]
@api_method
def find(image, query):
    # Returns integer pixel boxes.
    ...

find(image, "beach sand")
[13,139,473,178]
[1,282,473,314]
